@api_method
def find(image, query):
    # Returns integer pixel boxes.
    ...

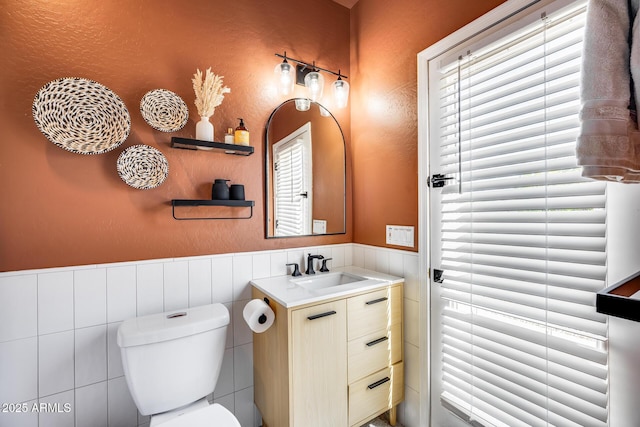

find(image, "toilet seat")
[153,403,240,427]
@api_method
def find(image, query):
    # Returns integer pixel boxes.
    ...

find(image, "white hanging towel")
[577,0,640,182]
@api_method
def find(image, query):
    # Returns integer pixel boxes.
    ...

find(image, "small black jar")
[230,184,245,200]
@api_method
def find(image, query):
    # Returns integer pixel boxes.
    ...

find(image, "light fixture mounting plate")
[296,64,312,86]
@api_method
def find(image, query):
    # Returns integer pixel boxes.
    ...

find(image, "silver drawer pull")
[365,297,388,305]
[367,376,390,390]
[365,336,389,347]
[307,310,337,320]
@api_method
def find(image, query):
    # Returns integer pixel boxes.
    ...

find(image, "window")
[425,1,608,426]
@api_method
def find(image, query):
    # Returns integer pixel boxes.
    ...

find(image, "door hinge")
[428,174,454,188]
[433,269,444,283]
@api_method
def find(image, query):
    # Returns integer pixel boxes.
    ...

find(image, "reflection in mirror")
[265,99,346,238]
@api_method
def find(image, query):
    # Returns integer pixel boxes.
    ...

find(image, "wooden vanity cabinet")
[253,283,403,427]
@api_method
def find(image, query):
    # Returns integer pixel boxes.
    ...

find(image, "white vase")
[195,116,214,142]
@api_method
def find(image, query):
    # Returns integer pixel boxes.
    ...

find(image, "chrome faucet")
[305,253,324,275]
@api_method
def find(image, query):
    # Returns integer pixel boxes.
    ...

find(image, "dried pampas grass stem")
[192,68,231,117]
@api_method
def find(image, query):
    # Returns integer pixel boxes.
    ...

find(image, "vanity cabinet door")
[291,299,348,427]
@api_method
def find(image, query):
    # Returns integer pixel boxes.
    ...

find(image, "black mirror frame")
[264,98,347,239]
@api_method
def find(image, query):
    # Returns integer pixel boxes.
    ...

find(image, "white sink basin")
[251,266,401,308]
[292,272,368,290]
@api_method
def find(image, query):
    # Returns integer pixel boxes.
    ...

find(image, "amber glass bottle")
[234,118,250,146]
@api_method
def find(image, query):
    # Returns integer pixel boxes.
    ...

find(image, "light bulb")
[332,78,350,109]
[274,61,294,96]
[295,98,311,111]
[304,71,324,102]
[319,105,331,117]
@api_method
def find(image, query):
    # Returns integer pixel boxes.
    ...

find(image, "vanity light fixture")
[295,98,311,111]
[319,105,331,117]
[304,64,324,102]
[274,52,349,108]
[332,71,350,109]
[274,52,295,96]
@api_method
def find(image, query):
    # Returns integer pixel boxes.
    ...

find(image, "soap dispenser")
[211,179,230,200]
[234,118,250,146]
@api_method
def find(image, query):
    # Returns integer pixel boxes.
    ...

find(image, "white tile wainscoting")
[0,244,420,427]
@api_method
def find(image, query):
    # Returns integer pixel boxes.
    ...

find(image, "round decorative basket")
[140,89,189,132]
[32,77,131,155]
[117,145,169,190]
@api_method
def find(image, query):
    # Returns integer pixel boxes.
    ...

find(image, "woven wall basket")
[140,89,189,132]
[117,145,169,190]
[32,77,131,155]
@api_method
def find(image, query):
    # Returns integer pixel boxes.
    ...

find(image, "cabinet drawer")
[347,285,402,340]
[348,362,404,427]
[348,322,402,383]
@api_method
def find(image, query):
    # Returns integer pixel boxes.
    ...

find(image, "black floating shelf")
[596,270,640,322]
[171,199,255,220]
[171,137,254,156]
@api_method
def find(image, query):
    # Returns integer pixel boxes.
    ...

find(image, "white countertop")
[250,266,404,308]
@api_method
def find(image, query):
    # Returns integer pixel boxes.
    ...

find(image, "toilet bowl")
[117,304,240,427]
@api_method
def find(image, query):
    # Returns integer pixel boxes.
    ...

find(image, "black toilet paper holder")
[259,297,270,324]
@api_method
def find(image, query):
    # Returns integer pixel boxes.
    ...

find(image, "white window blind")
[432,2,608,426]
[273,136,312,236]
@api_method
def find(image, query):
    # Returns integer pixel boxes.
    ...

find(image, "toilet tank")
[117,304,230,416]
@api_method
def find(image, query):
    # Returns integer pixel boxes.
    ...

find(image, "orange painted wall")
[0,0,351,272]
[1,0,510,272]
[349,0,505,250]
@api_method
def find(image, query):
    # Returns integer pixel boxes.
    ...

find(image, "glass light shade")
[319,106,331,117]
[332,78,350,109]
[274,61,295,96]
[304,71,324,102]
[295,98,311,111]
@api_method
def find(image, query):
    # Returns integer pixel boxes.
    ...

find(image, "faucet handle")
[320,258,332,272]
[286,263,302,277]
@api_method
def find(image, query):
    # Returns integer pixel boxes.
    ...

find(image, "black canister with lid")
[230,184,245,200]
[211,179,230,200]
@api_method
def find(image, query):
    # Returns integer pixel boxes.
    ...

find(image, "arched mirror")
[265,99,346,238]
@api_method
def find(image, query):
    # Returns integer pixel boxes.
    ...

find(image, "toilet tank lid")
[117,303,229,348]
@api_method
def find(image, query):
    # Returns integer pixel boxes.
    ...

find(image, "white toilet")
[117,303,241,427]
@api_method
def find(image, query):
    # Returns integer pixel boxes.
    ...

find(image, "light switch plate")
[386,225,414,247]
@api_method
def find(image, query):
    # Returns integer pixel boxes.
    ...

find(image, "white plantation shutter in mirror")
[274,137,311,236]
[430,1,608,426]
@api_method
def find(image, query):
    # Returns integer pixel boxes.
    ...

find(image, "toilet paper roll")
[243,299,275,333]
